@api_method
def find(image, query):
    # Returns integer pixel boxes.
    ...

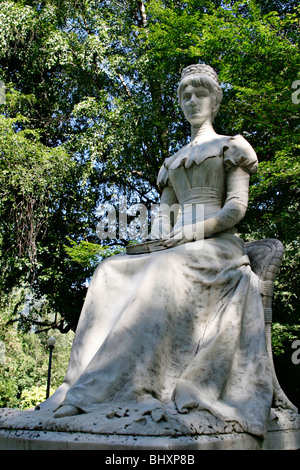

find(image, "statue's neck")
[191,122,216,141]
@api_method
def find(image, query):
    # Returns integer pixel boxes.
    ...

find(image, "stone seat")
[244,238,297,412]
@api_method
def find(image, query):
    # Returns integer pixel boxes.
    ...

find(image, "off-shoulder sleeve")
[223,135,258,174]
[157,164,171,191]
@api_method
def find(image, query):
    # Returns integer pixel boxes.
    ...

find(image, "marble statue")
[37,64,274,439]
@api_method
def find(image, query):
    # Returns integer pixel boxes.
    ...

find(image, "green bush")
[19,385,55,410]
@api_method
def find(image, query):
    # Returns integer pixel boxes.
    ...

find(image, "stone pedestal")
[0,407,299,451]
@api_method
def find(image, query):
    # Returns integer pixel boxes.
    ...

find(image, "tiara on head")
[180,63,220,86]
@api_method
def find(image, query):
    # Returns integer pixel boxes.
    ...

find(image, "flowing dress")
[57,134,273,438]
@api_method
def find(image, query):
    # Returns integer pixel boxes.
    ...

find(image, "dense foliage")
[0,0,299,408]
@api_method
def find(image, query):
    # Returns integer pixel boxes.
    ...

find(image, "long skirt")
[59,233,273,437]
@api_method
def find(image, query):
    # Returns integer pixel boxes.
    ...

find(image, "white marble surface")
[0,406,299,450]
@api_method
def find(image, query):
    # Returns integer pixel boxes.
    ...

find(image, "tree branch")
[118,73,132,97]
[137,1,147,27]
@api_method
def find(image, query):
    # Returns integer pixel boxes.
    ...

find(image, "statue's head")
[178,64,223,125]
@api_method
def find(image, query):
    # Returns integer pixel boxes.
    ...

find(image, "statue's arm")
[149,186,179,239]
[162,166,250,246]
[203,166,250,237]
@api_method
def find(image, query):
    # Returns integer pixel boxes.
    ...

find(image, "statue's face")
[180,82,214,126]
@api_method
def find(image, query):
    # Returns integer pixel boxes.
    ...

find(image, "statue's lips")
[187,109,202,116]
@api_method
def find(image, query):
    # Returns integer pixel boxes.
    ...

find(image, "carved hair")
[178,64,223,119]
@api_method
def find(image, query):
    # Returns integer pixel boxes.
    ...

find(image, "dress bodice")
[157,134,258,207]
[168,156,226,208]
[155,134,258,232]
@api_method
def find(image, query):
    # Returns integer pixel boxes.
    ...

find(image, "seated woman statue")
[39,63,273,438]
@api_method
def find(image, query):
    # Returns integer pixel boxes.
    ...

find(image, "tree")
[0,287,74,408]
[0,0,299,406]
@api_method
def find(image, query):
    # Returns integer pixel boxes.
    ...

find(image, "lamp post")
[46,336,56,399]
